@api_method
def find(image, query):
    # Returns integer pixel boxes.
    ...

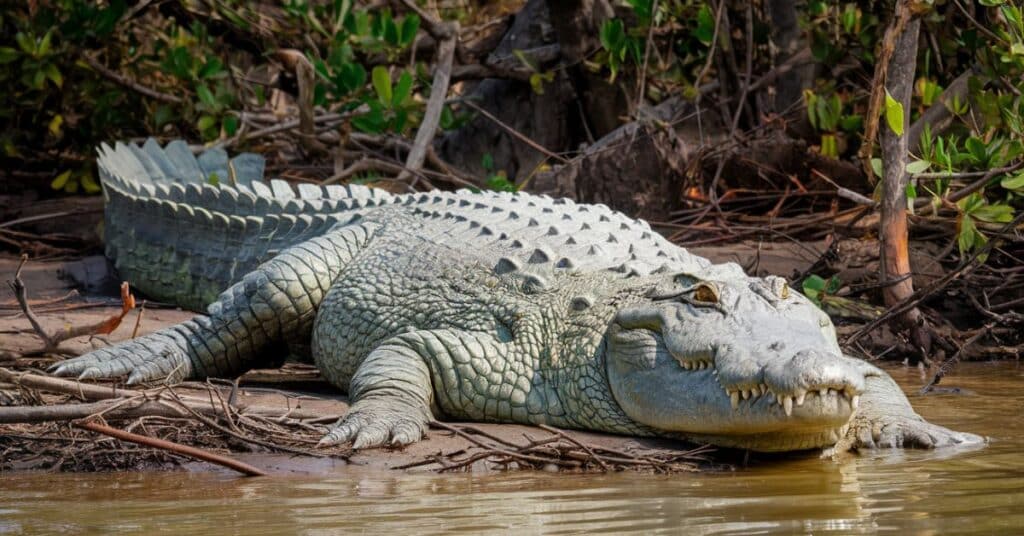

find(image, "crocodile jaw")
[605,277,868,451]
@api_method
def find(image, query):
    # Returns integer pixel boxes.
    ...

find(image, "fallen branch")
[75,419,266,477]
[0,398,187,424]
[414,421,708,473]
[6,255,136,354]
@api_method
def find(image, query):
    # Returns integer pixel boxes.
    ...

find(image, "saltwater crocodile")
[52,139,981,452]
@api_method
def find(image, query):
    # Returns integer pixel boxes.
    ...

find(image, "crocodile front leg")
[845,363,984,449]
[319,329,529,449]
[51,224,376,384]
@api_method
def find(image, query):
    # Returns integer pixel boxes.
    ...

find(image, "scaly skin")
[52,140,983,453]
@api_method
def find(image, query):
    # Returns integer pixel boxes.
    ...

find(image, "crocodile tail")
[97,139,397,311]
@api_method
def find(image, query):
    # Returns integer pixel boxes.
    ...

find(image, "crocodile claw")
[848,412,985,449]
[319,398,429,449]
[49,333,193,385]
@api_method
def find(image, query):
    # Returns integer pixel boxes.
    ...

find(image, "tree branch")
[398,18,459,183]
[82,53,183,104]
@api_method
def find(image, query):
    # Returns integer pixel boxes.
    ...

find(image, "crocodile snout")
[681,344,864,418]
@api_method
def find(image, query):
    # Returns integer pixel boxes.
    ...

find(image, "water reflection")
[1,362,1021,535]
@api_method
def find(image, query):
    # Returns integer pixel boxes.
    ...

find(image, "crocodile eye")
[690,282,720,304]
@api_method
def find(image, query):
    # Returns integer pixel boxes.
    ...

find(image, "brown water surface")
[2,362,1022,534]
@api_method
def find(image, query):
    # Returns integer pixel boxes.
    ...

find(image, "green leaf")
[965,136,987,164]
[352,100,386,133]
[196,84,217,108]
[825,275,842,295]
[198,57,224,79]
[1001,171,1024,191]
[30,69,46,90]
[393,108,408,133]
[43,63,62,87]
[838,114,862,133]
[37,28,53,56]
[0,47,19,64]
[371,66,392,107]
[383,19,400,46]
[905,159,931,174]
[197,114,217,132]
[15,32,34,55]
[50,170,72,190]
[870,158,883,178]
[338,62,366,93]
[392,71,413,107]
[481,153,494,171]
[222,115,239,136]
[972,203,1014,223]
[599,19,625,52]
[905,183,917,200]
[695,5,715,45]
[958,215,977,254]
[958,193,986,215]
[153,105,174,129]
[400,15,420,47]
[884,89,905,136]
[48,114,63,137]
[80,172,101,194]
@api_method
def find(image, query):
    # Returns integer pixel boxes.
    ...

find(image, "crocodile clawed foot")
[848,412,985,450]
[318,397,430,449]
[49,332,193,385]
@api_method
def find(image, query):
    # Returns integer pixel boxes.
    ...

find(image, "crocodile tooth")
[783,396,793,416]
[730,391,740,410]
[851,395,860,410]
[819,388,828,396]
[742,389,750,400]
[752,385,761,397]
[795,391,806,406]
[844,386,856,400]
[683,362,693,370]
[761,383,769,394]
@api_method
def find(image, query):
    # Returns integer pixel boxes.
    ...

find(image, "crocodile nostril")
[769,341,785,351]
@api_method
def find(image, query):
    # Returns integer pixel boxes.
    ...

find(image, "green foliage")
[801,274,842,307]
[805,88,856,158]
[481,153,516,192]
[594,1,717,89]
[0,0,431,194]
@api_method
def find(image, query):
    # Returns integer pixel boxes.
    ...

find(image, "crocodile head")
[605,270,871,451]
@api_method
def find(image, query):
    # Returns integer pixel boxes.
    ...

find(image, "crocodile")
[52,139,982,452]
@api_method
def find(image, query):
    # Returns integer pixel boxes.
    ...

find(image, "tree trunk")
[879,18,930,356]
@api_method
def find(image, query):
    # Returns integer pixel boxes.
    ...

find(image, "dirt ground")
[0,254,726,476]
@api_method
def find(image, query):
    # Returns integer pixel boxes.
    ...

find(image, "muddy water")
[2,362,1022,535]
